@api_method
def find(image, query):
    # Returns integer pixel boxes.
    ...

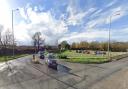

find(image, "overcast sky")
[0,0,128,45]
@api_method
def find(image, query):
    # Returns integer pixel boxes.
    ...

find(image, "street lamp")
[12,9,19,57]
[108,12,120,60]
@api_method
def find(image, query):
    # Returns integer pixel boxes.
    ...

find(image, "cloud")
[60,26,128,44]
[59,29,108,43]
[85,6,128,29]
[111,27,128,41]
[17,2,97,45]
[66,4,96,26]
[12,1,128,45]
[0,0,11,28]
[106,0,117,8]
[19,8,28,20]
[17,6,68,45]
[105,6,127,24]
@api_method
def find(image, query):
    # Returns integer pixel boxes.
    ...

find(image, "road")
[0,55,128,89]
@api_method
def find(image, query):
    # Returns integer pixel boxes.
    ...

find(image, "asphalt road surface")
[0,55,128,89]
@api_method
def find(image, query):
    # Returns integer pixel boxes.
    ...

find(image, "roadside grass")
[0,54,29,62]
[58,50,127,63]
[66,58,108,64]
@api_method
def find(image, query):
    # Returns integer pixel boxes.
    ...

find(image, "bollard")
[33,54,35,59]
[32,54,39,64]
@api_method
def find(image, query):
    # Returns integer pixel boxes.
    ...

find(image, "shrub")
[58,54,68,59]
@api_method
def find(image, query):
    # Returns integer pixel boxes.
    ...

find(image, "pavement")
[0,55,128,89]
[90,67,128,89]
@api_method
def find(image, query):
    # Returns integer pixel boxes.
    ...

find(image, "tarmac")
[0,55,128,89]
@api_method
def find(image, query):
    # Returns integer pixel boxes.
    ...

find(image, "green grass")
[60,50,106,57]
[66,57,108,64]
[58,50,108,63]
[60,50,107,58]
[58,50,127,63]
[0,54,29,62]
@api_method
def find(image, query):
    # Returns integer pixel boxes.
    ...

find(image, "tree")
[2,29,14,47]
[0,28,16,56]
[59,41,70,50]
[100,42,108,51]
[79,41,89,49]
[0,28,15,49]
[32,32,44,53]
[71,42,77,49]
[0,25,3,46]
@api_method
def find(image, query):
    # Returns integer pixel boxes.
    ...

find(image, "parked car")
[47,59,58,70]
[45,53,58,70]
[38,51,45,59]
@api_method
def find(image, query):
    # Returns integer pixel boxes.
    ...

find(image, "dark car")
[38,51,45,59]
[47,59,58,70]
[40,54,44,59]
[46,53,58,70]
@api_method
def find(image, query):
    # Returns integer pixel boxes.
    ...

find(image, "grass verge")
[0,54,29,62]
[58,50,108,64]
[65,58,109,64]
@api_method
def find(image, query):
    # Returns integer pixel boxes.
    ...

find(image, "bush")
[58,54,68,59]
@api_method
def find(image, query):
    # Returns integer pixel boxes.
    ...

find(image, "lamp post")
[108,15,111,60]
[108,12,120,60]
[12,9,19,57]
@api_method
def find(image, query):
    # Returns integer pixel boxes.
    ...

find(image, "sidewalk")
[90,67,128,89]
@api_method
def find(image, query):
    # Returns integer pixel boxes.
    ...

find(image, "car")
[40,54,44,59]
[38,51,45,59]
[45,53,58,70]
[47,59,58,70]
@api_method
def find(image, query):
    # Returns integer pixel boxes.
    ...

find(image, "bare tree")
[0,27,15,49]
[2,29,14,48]
[0,27,15,72]
[0,25,3,47]
[32,32,45,53]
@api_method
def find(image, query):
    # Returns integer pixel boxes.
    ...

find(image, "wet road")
[0,55,128,89]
